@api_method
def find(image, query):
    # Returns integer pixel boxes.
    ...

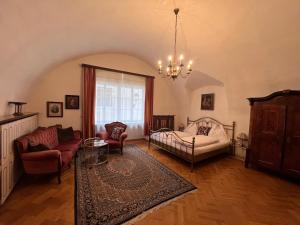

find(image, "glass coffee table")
[83,138,109,166]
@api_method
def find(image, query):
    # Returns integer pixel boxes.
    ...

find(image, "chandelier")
[157,8,193,80]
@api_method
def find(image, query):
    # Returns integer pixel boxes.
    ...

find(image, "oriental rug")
[75,144,196,225]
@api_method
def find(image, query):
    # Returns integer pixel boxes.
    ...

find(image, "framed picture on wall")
[47,101,63,117]
[201,93,214,110]
[65,95,80,109]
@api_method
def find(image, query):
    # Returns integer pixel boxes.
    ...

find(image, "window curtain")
[82,66,96,139]
[95,70,146,139]
[144,77,154,135]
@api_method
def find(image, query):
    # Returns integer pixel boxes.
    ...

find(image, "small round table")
[83,138,109,166]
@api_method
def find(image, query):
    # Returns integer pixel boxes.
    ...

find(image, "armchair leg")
[57,171,61,184]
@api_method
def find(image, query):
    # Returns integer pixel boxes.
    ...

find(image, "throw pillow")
[28,143,49,152]
[57,127,75,143]
[197,126,211,136]
[111,126,125,140]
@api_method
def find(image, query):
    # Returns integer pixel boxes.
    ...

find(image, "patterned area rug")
[75,144,196,225]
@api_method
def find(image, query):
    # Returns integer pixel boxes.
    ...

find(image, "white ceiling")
[1,0,300,118]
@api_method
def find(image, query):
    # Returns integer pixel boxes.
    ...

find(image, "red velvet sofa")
[15,125,81,183]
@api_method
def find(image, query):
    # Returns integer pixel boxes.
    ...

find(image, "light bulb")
[179,55,184,60]
[168,55,172,61]
[189,60,193,65]
[158,60,162,65]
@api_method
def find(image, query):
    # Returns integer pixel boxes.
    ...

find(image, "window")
[95,70,145,138]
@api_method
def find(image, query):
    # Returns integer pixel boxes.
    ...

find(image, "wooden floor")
[0,140,299,225]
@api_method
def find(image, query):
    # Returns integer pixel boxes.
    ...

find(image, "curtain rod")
[82,64,155,79]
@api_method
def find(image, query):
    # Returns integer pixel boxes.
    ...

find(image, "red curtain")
[144,77,154,135]
[82,66,96,139]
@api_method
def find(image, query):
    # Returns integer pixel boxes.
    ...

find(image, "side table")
[83,138,109,166]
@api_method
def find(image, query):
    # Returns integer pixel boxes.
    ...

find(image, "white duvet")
[151,131,219,147]
[180,135,219,147]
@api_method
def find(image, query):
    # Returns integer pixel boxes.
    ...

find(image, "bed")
[148,117,236,171]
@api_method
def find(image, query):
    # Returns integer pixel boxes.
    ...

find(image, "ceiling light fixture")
[157,8,193,80]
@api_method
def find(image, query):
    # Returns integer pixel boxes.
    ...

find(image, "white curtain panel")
[95,70,145,139]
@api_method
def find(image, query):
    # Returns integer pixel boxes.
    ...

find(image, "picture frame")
[47,101,63,117]
[201,93,214,110]
[65,95,80,109]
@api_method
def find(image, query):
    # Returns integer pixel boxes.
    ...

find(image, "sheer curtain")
[95,70,145,139]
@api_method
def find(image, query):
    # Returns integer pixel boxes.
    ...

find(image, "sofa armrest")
[21,150,62,175]
[21,150,61,161]
[96,131,109,140]
[120,132,128,144]
[73,130,82,139]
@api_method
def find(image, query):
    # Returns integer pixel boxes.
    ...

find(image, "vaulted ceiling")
[1,0,300,129]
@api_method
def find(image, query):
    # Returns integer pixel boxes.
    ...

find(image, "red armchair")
[96,122,128,154]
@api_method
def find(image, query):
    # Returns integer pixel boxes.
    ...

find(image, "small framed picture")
[201,93,214,110]
[47,102,63,117]
[65,95,79,109]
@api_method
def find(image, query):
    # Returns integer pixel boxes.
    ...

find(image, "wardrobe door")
[282,106,300,178]
[251,104,286,171]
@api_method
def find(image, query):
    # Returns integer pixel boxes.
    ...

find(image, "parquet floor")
[0,140,299,225]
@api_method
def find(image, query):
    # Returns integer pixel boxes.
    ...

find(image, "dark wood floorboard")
[0,140,299,225]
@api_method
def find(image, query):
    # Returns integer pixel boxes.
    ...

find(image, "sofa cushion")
[56,139,81,153]
[26,129,47,147]
[57,127,74,143]
[46,126,59,149]
[26,126,59,149]
[28,144,49,152]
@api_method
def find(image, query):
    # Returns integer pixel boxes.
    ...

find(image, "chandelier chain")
[157,8,193,80]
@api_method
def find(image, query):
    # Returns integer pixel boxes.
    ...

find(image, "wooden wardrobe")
[245,90,300,179]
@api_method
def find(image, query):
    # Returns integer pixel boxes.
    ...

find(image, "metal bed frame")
[148,117,235,171]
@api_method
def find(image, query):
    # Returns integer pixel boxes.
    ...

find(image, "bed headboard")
[187,117,236,145]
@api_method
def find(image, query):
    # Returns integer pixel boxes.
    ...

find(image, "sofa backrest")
[15,124,62,154]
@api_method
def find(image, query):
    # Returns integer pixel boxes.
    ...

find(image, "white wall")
[188,85,229,124]
[26,53,179,131]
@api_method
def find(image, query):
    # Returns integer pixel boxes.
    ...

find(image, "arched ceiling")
[1,0,300,120]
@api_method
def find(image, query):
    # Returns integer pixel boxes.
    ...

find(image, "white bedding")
[180,135,218,147]
[151,129,230,156]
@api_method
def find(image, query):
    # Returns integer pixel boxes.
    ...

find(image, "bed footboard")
[149,128,196,171]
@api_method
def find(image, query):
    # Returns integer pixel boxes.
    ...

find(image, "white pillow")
[184,123,198,135]
[209,125,228,143]
[208,124,217,136]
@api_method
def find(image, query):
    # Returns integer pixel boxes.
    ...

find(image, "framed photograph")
[201,93,214,110]
[65,95,79,109]
[47,102,63,117]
